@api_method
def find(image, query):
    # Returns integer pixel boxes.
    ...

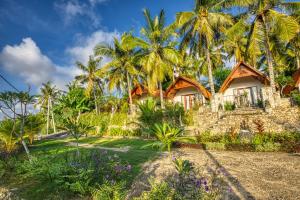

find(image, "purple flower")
[205,186,209,192]
[203,180,207,185]
[228,187,232,193]
[195,179,201,187]
[172,156,176,161]
[126,164,132,171]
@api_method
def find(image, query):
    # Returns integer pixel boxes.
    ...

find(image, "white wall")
[173,87,199,103]
[223,76,264,104]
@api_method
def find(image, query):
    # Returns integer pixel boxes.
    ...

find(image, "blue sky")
[0,0,195,92]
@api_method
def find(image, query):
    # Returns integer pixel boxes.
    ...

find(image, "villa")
[165,76,211,110]
[218,61,270,108]
[131,84,161,103]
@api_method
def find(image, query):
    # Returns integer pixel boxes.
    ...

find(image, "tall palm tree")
[131,9,180,109]
[37,82,60,135]
[175,0,233,97]
[224,19,248,64]
[94,33,139,114]
[243,0,299,93]
[75,56,103,114]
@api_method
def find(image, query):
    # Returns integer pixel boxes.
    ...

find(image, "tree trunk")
[20,103,31,160]
[126,71,134,115]
[93,85,98,115]
[206,46,215,96]
[159,81,164,109]
[46,98,50,135]
[50,98,56,134]
[262,15,276,94]
[296,55,300,69]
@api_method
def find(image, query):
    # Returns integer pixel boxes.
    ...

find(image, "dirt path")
[67,142,131,152]
[128,149,300,200]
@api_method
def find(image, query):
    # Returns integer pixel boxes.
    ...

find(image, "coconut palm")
[94,33,139,114]
[242,0,300,93]
[175,0,233,97]
[224,19,248,64]
[37,82,60,135]
[75,56,103,114]
[130,9,180,109]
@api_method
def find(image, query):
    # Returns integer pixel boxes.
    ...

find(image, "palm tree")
[224,19,248,64]
[131,9,180,109]
[243,0,299,93]
[75,56,103,114]
[175,0,233,97]
[37,82,60,135]
[94,33,139,114]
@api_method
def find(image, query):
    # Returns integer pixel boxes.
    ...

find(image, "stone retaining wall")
[190,105,300,135]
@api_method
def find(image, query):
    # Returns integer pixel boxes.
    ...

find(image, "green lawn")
[1,136,160,200]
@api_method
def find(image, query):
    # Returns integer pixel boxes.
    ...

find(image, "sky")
[0,0,196,93]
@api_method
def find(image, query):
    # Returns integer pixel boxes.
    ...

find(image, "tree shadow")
[204,149,255,200]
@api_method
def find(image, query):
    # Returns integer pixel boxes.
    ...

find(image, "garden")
[1,0,300,199]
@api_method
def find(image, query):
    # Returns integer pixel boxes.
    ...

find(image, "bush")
[196,131,223,143]
[291,91,300,106]
[138,99,163,137]
[224,101,235,111]
[151,123,184,152]
[204,142,226,150]
[109,127,141,137]
[17,150,131,196]
[255,142,281,152]
[92,181,126,200]
[134,179,174,200]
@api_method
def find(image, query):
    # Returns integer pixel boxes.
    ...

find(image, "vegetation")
[1,1,300,199]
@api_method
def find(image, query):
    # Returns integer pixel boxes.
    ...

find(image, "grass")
[1,136,160,200]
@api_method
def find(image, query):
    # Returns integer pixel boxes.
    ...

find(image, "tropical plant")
[242,0,300,93]
[24,114,44,144]
[137,98,163,137]
[0,91,36,159]
[37,81,60,135]
[172,157,193,176]
[151,123,184,152]
[0,119,20,154]
[75,56,103,114]
[175,0,233,97]
[55,86,92,156]
[131,9,180,108]
[94,33,139,115]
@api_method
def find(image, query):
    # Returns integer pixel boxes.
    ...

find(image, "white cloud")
[66,30,119,64]
[0,30,118,91]
[0,38,80,90]
[54,0,108,27]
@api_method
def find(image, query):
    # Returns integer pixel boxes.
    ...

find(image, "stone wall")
[190,103,300,135]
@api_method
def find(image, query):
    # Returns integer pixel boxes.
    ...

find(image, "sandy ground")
[128,149,300,200]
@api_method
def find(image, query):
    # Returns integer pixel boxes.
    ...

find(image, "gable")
[219,62,270,93]
[166,76,211,99]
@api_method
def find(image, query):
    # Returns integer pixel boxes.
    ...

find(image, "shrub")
[164,102,185,126]
[255,142,281,152]
[224,101,235,111]
[17,150,131,196]
[109,127,141,137]
[151,123,184,152]
[138,99,163,137]
[91,181,126,200]
[172,158,193,176]
[204,142,226,151]
[134,179,174,200]
[196,131,223,143]
[291,91,300,106]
